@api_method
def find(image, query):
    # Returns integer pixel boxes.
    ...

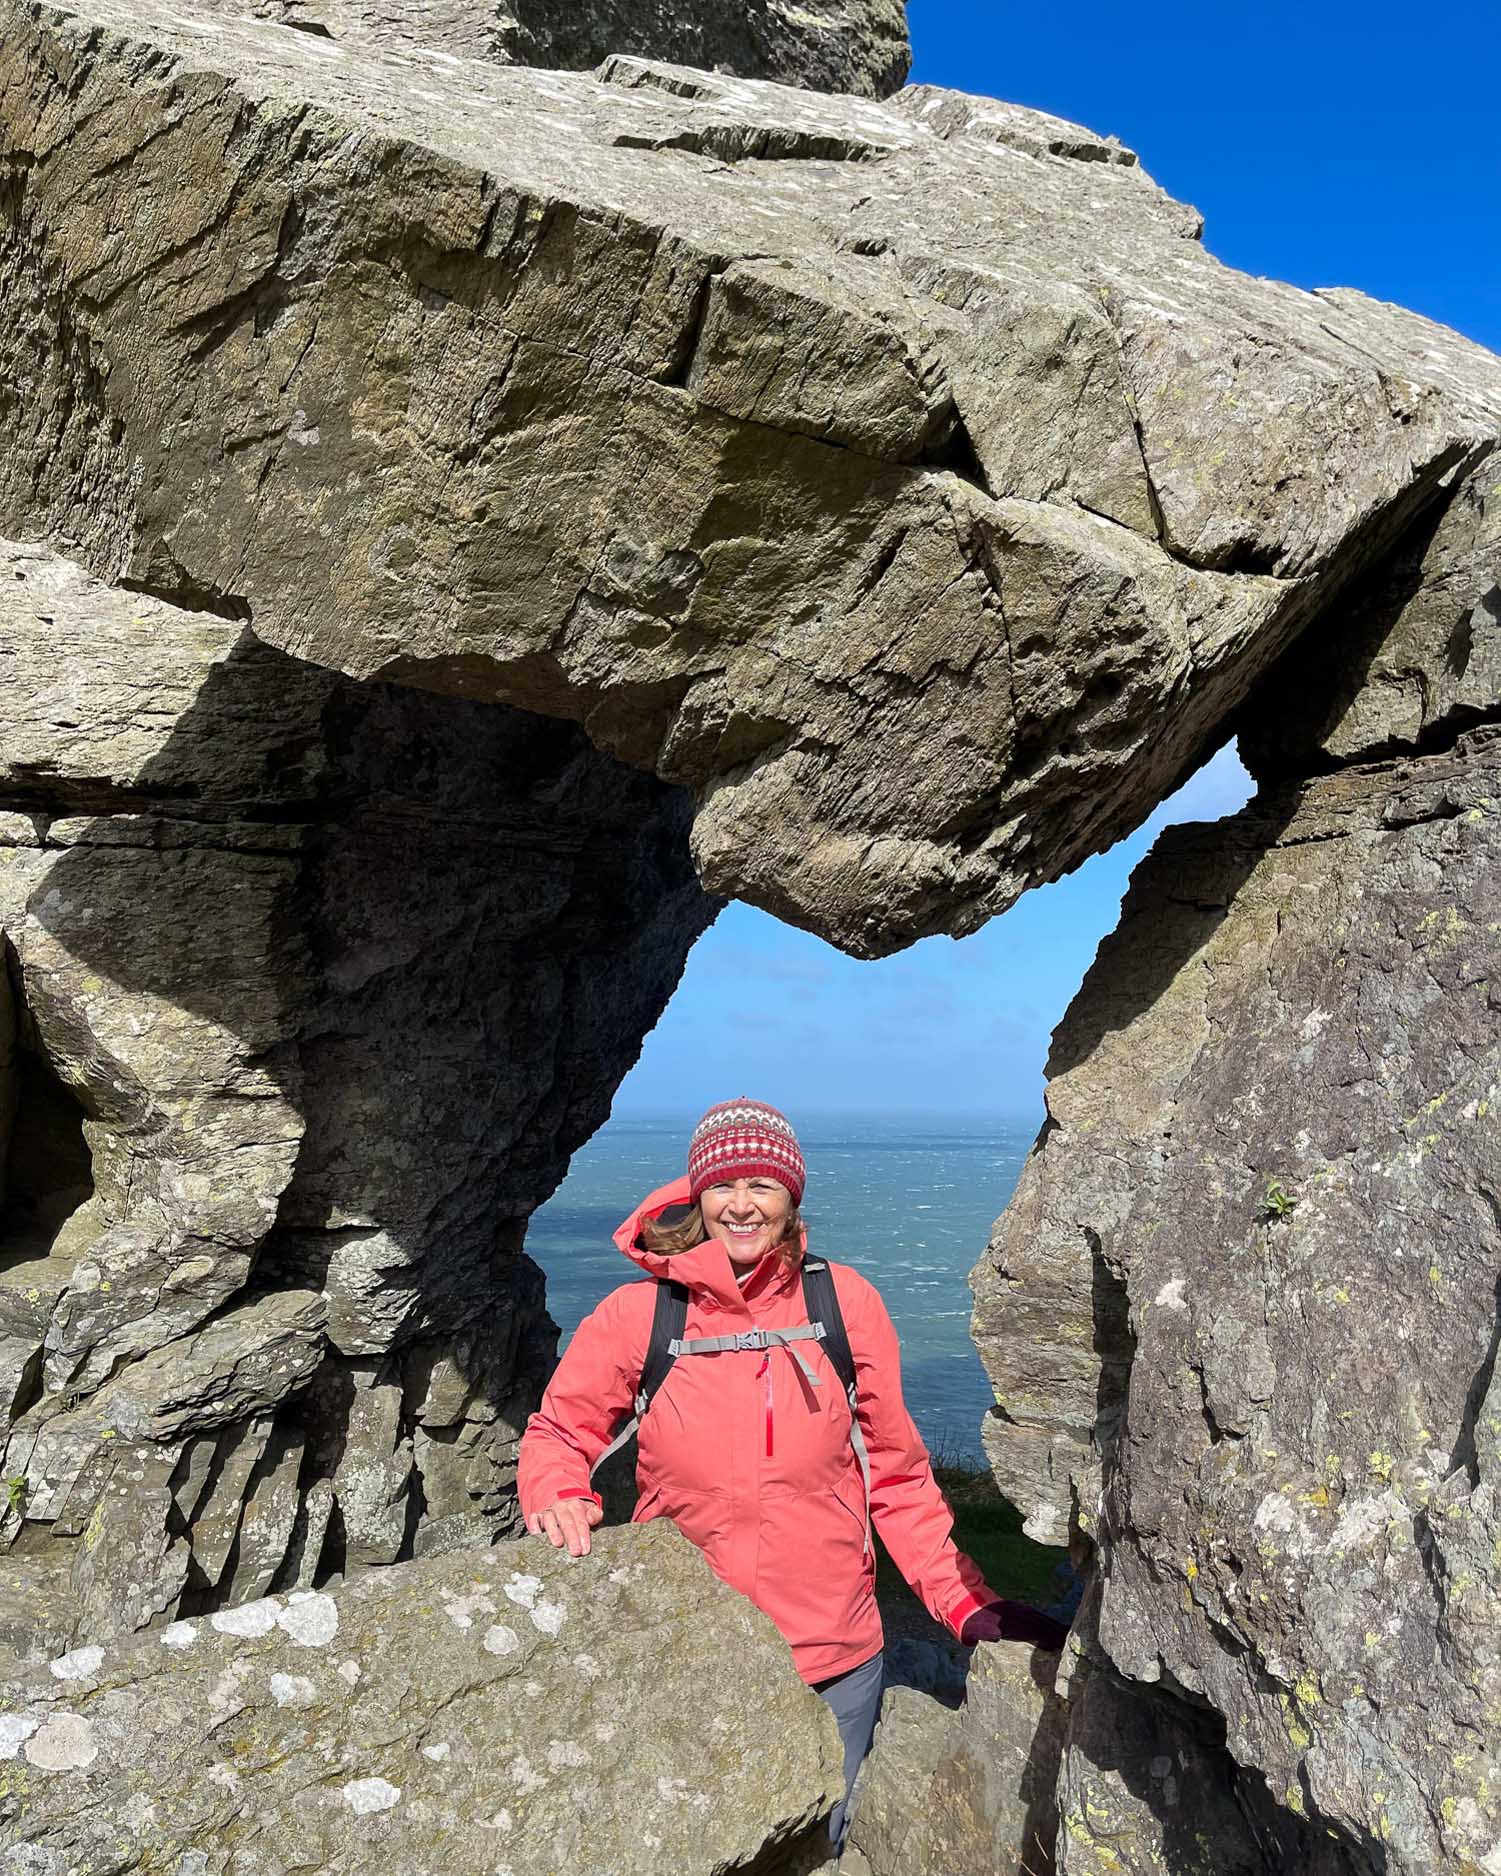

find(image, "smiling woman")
[518,1096,1066,1854]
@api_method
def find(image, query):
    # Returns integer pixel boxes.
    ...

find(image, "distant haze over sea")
[526,1109,1040,1464]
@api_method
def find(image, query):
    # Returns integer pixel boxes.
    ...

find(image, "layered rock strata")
[0,1521,845,1874]
[0,538,713,1652]
[4,1,1500,953]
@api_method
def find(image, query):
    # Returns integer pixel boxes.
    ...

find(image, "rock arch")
[0,5,1499,1871]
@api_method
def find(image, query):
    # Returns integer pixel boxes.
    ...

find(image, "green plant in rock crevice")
[1262,1176,1298,1221]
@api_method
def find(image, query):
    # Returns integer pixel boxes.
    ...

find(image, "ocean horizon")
[525,1107,1042,1464]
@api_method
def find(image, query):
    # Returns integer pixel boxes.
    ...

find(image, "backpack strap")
[802,1259,873,1557]
[801,1260,855,1398]
[669,1323,824,1387]
[588,1278,687,1483]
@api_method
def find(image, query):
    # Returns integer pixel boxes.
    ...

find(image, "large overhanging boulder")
[3,0,1499,954]
[0,537,713,1651]
[0,1521,846,1874]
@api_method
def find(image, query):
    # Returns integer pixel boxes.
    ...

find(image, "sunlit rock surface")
[976,726,1501,1873]
[0,538,713,1650]
[851,1638,1065,1874]
[4,0,1500,952]
[203,0,912,97]
[0,1522,845,1874]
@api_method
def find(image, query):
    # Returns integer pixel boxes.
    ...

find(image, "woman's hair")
[640,1201,805,1270]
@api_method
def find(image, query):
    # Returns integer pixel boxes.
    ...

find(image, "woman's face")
[700,1177,793,1269]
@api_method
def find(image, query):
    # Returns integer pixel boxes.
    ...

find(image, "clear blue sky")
[612,1,1499,1125]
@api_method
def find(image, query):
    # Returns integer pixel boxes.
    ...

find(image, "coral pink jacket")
[518,1178,999,1685]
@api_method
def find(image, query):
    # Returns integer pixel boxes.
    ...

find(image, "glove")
[960,1598,1069,1651]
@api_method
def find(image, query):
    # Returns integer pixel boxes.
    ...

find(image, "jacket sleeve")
[841,1268,1000,1641]
[517,1286,645,1520]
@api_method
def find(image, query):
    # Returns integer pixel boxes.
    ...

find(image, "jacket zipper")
[757,1352,773,1457]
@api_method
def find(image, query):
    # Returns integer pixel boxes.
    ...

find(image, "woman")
[519,1097,1066,1854]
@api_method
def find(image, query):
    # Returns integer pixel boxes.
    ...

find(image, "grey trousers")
[812,1650,884,1853]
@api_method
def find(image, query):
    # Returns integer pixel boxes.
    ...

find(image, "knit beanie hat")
[687,1098,806,1206]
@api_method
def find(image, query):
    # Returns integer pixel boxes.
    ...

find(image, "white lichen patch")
[657,1775,691,1803]
[1153,1278,1187,1310]
[269,1672,317,1708]
[26,1712,98,1773]
[117,1792,157,1829]
[522,1679,543,1698]
[483,1624,521,1657]
[49,1645,105,1682]
[547,1740,590,1771]
[338,1660,362,1686]
[342,1776,401,1814]
[509,1751,544,1795]
[572,1652,601,1678]
[529,1597,566,1636]
[482,1808,514,1832]
[211,1597,282,1639]
[422,1740,451,1763]
[594,1721,618,1744]
[441,1588,497,1630]
[0,1714,39,1759]
[278,1591,338,1647]
[503,1573,541,1610]
[159,1620,199,1650]
[1331,1490,1404,1555]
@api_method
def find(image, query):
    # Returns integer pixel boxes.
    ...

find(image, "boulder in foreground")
[0,1521,844,1874]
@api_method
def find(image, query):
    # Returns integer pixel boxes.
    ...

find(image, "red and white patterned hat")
[687,1097,806,1206]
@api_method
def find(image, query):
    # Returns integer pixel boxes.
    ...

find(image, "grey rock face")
[0,538,713,1649]
[0,1522,846,1874]
[4,2,1500,954]
[975,727,1501,1872]
[1241,452,1501,776]
[851,1639,1066,1875]
[210,0,910,97]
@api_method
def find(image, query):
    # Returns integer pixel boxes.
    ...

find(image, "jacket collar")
[613,1177,804,1315]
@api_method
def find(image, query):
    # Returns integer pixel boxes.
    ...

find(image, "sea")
[525,1109,1039,1465]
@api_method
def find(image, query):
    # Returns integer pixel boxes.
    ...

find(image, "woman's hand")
[961,1599,1069,1651]
[525,1495,604,1557]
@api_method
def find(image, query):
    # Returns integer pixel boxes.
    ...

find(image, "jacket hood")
[613,1177,804,1311]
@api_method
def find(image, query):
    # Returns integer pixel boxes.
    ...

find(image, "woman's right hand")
[525,1495,604,1557]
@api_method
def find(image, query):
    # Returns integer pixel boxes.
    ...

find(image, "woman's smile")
[700,1177,792,1268]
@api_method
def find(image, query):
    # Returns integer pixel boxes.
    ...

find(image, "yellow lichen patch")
[1185,1558,1198,1580]
[1280,1694,1312,1750]
[1285,1783,1305,1815]
[1300,1484,1330,1508]
[1367,1452,1394,1481]
[1294,1671,1322,1707]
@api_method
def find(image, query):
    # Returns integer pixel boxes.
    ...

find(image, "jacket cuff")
[945,1589,1001,1640]
[556,1486,603,1509]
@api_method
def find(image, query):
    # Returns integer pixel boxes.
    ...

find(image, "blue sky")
[612,0,1499,1124]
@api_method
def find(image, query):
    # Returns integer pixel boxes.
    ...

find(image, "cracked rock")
[3,4,1499,952]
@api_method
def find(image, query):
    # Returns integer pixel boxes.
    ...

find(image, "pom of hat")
[687,1097,806,1206]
